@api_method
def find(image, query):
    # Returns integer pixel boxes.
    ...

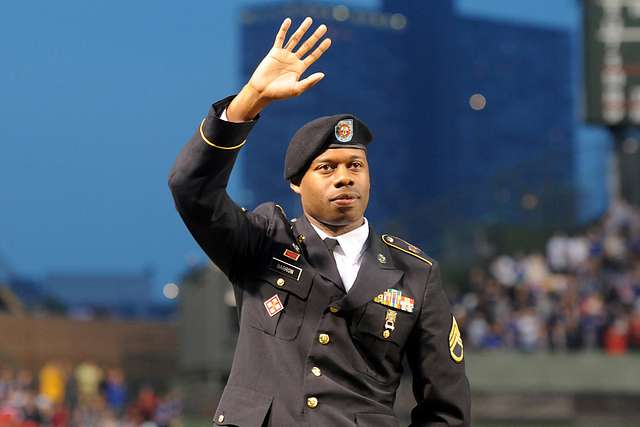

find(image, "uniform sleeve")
[168,95,269,280]
[405,262,471,427]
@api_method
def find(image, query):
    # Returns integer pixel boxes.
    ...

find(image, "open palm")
[248,17,332,100]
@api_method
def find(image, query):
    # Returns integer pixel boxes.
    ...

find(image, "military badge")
[335,119,353,143]
[449,315,464,363]
[373,289,414,313]
[270,257,302,280]
[383,309,397,339]
[407,244,421,254]
[381,234,433,266]
[283,249,301,261]
[264,294,284,317]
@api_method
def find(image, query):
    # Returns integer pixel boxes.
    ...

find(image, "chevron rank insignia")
[449,315,464,363]
[373,288,414,313]
[381,234,432,266]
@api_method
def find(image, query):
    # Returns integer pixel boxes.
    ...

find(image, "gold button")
[329,306,339,313]
[318,333,330,345]
[311,366,321,377]
[383,330,391,339]
[307,396,318,408]
[276,278,285,287]
[217,414,224,423]
[297,234,306,243]
[377,253,387,264]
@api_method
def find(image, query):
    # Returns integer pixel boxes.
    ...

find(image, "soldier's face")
[290,148,370,231]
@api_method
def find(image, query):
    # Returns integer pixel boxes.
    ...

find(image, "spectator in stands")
[456,200,640,354]
[39,361,65,406]
[74,361,103,405]
[0,366,14,402]
[133,385,157,424]
[102,368,127,416]
[0,364,182,427]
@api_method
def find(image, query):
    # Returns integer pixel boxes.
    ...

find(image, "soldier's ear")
[289,182,301,194]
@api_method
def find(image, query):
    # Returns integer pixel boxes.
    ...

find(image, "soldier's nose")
[334,166,353,187]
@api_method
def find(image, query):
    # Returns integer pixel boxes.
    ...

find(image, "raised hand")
[226,17,331,122]
[249,17,331,99]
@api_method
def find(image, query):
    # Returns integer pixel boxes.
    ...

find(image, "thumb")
[295,72,325,95]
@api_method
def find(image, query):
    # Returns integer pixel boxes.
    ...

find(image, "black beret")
[284,114,373,180]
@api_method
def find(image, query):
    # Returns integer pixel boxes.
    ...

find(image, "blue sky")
[0,0,580,300]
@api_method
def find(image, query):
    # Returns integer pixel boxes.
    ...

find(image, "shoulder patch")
[274,204,287,219]
[381,234,432,266]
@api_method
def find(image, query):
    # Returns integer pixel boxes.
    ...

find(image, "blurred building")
[44,270,158,317]
[386,0,577,260]
[0,312,177,385]
[0,254,54,309]
[238,1,610,260]
[177,262,237,415]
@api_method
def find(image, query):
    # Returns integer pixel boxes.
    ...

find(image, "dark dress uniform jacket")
[169,97,471,427]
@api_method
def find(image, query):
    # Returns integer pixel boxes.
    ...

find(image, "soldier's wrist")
[226,84,269,122]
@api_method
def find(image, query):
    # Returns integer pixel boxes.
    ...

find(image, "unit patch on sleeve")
[449,315,464,363]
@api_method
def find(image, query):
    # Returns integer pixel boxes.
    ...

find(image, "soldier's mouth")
[329,192,359,201]
[329,193,359,207]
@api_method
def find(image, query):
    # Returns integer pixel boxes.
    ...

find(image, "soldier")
[169,17,470,427]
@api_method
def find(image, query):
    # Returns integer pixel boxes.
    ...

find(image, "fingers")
[284,17,313,51]
[302,38,332,68]
[295,72,325,95]
[273,18,292,48]
[295,24,327,58]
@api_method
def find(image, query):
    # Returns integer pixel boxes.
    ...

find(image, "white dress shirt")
[310,218,369,292]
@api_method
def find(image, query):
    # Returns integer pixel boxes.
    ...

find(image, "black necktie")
[324,238,345,292]
[324,238,339,252]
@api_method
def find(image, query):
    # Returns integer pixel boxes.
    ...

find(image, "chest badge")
[383,309,397,339]
[270,257,302,281]
[283,249,301,261]
[373,288,415,313]
[264,294,284,317]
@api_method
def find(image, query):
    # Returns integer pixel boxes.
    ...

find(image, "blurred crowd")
[0,362,182,427]
[456,200,640,353]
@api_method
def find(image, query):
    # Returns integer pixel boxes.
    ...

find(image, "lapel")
[292,215,344,291]
[339,226,404,311]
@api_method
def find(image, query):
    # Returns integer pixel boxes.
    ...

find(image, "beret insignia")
[335,119,353,142]
[381,234,432,266]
